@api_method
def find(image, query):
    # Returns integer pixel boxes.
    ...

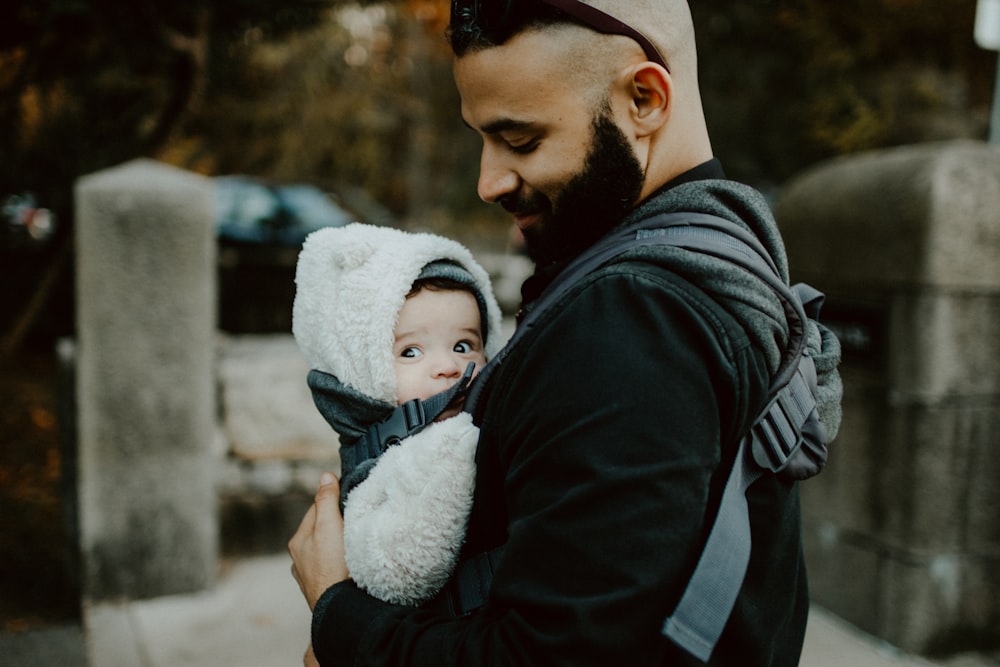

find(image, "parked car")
[2,192,56,250]
[214,176,352,246]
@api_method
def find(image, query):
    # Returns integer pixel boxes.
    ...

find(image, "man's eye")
[400,347,422,358]
[508,140,538,155]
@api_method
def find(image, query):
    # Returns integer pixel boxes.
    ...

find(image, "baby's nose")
[433,356,463,378]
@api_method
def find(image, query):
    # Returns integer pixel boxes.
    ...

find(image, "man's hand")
[289,472,350,610]
[304,643,320,667]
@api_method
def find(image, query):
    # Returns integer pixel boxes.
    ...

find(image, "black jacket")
[312,166,809,666]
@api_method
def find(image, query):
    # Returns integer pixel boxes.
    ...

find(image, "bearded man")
[290,2,838,665]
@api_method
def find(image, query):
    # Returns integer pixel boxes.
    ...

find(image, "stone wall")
[215,334,339,555]
[75,159,218,600]
[775,140,1000,656]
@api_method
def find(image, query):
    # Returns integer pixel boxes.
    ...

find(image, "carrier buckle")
[366,398,427,452]
[749,369,814,473]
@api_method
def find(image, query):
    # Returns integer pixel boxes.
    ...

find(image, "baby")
[292,222,503,605]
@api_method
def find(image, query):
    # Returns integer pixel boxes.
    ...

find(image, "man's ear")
[628,63,671,137]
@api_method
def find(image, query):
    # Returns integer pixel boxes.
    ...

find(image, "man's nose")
[477,146,519,203]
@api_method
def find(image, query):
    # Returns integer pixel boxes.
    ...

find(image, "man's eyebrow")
[466,117,535,135]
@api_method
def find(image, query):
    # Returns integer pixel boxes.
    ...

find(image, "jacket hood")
[293,223,503,407]
[624,178,842,439]
[622,179,791,375]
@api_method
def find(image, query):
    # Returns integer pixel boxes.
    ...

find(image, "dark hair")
[407,276,478,299]
[448,2,565,56]
[449,1,670,72]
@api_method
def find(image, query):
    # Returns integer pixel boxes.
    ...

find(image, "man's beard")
[517,110,645,266]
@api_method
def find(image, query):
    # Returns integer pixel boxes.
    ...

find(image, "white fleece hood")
[293,223,503,404]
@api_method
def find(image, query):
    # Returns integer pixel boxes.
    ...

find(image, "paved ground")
[2,553,998,666]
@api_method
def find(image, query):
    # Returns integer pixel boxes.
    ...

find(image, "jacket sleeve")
[343,413,478,606]
[313,266,779,666]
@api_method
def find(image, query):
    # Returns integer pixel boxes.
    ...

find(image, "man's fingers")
[312,472,342,524]
[316,471,339,499]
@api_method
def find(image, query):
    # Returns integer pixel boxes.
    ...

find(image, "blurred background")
[1,0,996,640]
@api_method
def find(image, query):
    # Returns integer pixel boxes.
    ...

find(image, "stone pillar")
[75,159,217,600]
[775,140,1000,656]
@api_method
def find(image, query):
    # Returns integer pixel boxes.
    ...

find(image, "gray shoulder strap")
[662,435,762,661]
[632,215,817,662]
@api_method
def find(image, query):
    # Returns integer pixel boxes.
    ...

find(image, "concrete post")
[75,159,217,600]
[775,140,1000,656]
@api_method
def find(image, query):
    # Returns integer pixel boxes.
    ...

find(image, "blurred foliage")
[0,0,996,345]
[0,0,347,350]
[170,1,497,238]
[0,0,344,218]
[3,0,994,227]
[692,0,993,187]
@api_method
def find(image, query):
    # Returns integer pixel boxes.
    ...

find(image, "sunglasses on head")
[451,0,668,72]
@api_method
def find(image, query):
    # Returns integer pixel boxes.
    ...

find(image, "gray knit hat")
[414,259,493,347]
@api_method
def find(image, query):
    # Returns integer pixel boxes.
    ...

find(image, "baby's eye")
[454,341,473,354]
[400,346,422,358]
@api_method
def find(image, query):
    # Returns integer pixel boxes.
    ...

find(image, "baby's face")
[393,287,486,405]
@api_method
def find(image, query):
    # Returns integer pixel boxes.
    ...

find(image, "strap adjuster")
[436,545,505,617]
[749,366,815,473]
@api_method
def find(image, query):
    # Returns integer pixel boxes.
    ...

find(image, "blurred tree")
[0,0,343,215]
[692,0,994,188]
[170,1,498,241]
[0,0,344,358]
[170,0,996,218]
[1,0,995,354]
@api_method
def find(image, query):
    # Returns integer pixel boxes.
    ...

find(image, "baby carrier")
[344,211,838,663]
